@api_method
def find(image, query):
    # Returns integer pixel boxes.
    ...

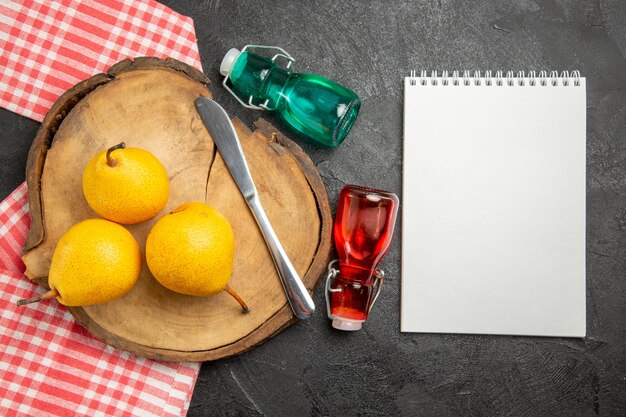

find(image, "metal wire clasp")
[222,44,296,112]
[324,259,384,319]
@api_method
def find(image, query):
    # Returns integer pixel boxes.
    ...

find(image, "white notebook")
[401,71,586,337]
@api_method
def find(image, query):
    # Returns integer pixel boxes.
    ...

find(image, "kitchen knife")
[194,96,315,320]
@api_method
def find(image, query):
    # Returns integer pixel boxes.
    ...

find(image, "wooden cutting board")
[22,57,332,361]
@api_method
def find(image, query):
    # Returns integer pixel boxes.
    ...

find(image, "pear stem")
[17,288,59,306]
[106,142,126,167]
[224,285,250,313]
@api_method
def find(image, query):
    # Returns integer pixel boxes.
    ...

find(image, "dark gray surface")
[1,1,625,415]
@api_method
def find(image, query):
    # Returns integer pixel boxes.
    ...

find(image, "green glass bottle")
[220,46,360,147]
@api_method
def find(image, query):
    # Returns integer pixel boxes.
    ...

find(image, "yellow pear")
[82,142,170,224]
[18,219,141,307]
[145,202,248,312]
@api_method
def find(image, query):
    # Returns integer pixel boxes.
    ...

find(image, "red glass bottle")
[327,185,399,331]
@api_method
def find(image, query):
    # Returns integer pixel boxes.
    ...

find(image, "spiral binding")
[408,70,581,87]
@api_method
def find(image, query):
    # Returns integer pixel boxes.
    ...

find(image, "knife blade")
[194,96,315,320]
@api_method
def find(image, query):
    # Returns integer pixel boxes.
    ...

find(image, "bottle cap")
[332,318,363,331]
[220,48,242,76]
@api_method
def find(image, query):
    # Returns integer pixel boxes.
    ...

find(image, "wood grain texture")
[22,58,332,361]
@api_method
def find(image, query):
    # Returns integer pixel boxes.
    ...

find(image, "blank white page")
[401,75,586,337]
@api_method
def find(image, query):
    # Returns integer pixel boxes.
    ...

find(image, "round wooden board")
[22,57,332,361]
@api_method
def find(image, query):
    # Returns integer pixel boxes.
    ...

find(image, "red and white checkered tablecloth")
[1,0,202,122]
[0,1,204,416]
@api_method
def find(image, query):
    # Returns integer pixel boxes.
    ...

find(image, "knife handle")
[247,195,315,319]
